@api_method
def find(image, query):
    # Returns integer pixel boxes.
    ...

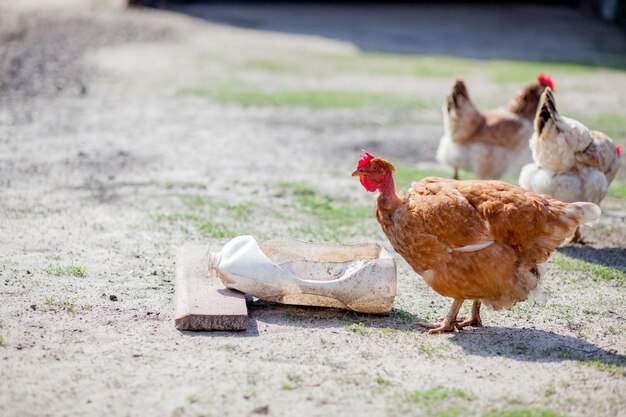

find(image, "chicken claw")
[416,299,464,334]
[415,320,457,334]
[570,227,593,245]
[457,301,483,328]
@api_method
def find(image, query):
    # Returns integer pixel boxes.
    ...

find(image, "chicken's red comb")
[537,73,554,89]
[617,145,622,157]
[357,150,375,168]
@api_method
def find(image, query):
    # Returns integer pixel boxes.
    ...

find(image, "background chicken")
[519,88,621,242]
[352,151,600,333]
[437,74,553,180]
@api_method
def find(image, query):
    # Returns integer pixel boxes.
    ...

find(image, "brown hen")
[352,151,600,333]
[437,74,553,180]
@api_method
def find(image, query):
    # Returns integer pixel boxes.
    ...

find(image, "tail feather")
[535,87,559,136]
[444,79,483,144]
[572,202,602,226]
[450,79,469,108]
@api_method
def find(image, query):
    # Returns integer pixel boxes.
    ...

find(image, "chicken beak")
[351,169,363,177]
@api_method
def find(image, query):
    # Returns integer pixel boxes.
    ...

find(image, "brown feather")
[375,175,587,310]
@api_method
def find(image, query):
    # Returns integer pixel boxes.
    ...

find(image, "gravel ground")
[0,2,625,417]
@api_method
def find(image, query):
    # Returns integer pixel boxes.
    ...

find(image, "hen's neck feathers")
[505,85,541,120]
[377,174,403,215]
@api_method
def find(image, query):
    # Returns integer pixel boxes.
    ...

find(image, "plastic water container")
[210,235,397,314]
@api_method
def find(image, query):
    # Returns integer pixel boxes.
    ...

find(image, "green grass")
[0,336,4,346]
[278,181,373,241]
[44,296,91,314]
[574,112,626,142]
[155,195,260,238]
[393,387,473,416]
[281,383,295,391]
[339,52,617,82]
[183,82,429,109]
[482,409,567,417]
[375,376,391,386]
[579,359,626,377]
[608,180,626,199]
[552,255,625,285]
[391,309,418,324]
[343,322,371,336]
[244,59,302,73]
[43,265,87,277]
[182,74,434,109]
[488,59,602,84]
[405,388,472,404]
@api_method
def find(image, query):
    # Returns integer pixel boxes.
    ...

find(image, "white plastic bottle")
[210,235,397,314]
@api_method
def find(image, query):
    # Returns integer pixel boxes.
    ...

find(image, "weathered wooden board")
[174,244,248,331]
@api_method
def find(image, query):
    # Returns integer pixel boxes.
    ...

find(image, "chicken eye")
[372,166,379,172]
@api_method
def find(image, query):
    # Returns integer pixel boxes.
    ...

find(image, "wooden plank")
[174,244,248,331]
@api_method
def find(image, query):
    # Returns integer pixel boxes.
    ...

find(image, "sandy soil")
[1,2,625,417]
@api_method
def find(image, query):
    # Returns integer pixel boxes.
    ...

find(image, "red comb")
[617,145,622,157]
[357,150,375,168]
[537,73,554,89]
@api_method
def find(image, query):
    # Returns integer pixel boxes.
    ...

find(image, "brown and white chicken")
[352,151,600,333]
[437,74,554,179]
[519,88,621,242]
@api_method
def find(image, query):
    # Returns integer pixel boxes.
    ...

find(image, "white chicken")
[519,87,621,242]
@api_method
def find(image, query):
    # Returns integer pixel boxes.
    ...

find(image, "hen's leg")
[453,167,460,180]
[416,299,464,334]
[570,227,592,245]
[457,300,483,328]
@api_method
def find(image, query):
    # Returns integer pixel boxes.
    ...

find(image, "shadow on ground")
[450,326,626,366]
[162,2,626,68]
[558,245,626,271]
[182,301,626,369]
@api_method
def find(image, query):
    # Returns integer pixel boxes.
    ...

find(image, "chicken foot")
[416,299,464,334]
[453,167,460,180]
[570,227,592,245]
[457,300,483,328]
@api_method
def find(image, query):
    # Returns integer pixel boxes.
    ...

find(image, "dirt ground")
[1,1,625,417]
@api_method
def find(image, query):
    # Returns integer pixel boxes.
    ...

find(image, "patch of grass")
[552,255,625,285]
[394,387,473,416]
[574,113,626,143]
[375,376,391,386]
[244,59,301,73]
[162,195,266,235]
[182,82,428,110]
[352,52,614,83]
[579,359,626,377]
[0,336,4,346]
[482,408,567,417]
[343,322,371,336]
[405,388,472,404]
[198,222,233,238]
[608,180,626,199]
[43,265,87,277]
[391,309,418,324]
[346,52,476,78]
[44,296,91,314]
[278,181,373,241]
[488,59,601,84]
[281,383,295,391]
[544,384,556,397]
[435,408,464,417]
